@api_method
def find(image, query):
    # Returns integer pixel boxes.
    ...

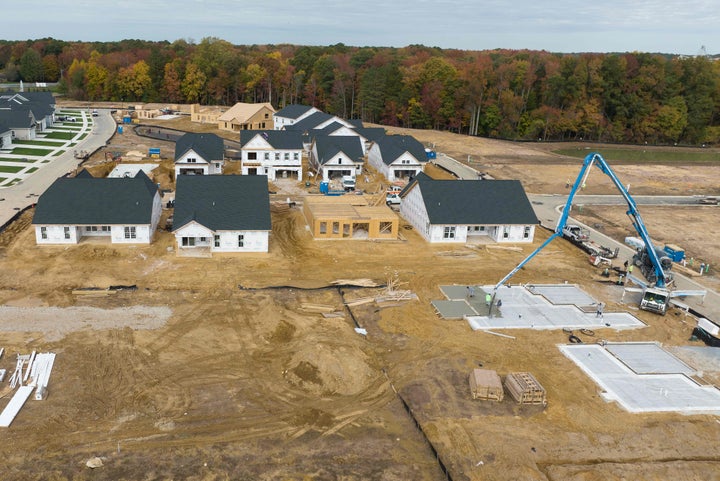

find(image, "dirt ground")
[0,106,718,480]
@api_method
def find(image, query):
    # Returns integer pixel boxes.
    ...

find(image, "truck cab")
[640,287,670,315]
[386,193,401,205]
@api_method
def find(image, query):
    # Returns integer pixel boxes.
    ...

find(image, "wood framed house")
[173,175,271,254]
[273,104,320,130]
[239,130,303,180]
[32,170,162,245]
[174,132,225,178]
[367,135,427,182]
[399,173,538,243]
[309,135,365,181]
[217,102,275,132]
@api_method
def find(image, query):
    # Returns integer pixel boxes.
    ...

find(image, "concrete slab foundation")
[606,342,696,375]
[559,343,720,414]
[435,284,645,331]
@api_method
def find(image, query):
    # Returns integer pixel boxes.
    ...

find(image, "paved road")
[0,109,116,228]
[529,193,720,322]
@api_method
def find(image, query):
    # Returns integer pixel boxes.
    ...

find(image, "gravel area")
[0,305,172,341]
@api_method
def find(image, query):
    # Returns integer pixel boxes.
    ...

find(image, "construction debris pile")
[0,349,56,427]
[469,369,547,406]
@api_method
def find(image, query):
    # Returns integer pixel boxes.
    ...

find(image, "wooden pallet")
[504,372,546,405]
[469,369,504,401]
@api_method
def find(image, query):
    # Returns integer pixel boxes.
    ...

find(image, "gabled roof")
[173,175,271,232]
[374,135,427,165]
[347,118,364,128]
[239,130,304,150]
[0,122,9,136]
[274,104,315,120]
[408,172,538,225]
[0,91,54,119]
[32,170,158,225]
[354,127,386,142]
[286,111,335,131]
[314,135,364,165]
[174,132,224,162]
[317,121,349,136]
[217,102,275,123]
[0,109,36,128]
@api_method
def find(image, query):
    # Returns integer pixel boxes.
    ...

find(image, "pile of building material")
[469,369,504,401]
[344,274,418,309]
[504,372,547,405]
[0,351,56,427]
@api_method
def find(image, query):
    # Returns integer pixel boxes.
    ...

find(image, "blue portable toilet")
[425,148,437,160]
[319,181,329,194]
[123,116,132,124]
[117,125,124,134]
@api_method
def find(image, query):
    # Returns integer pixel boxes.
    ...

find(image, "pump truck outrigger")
[490,152,704,316]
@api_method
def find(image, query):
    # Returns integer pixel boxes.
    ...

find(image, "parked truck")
[562,224,619,259]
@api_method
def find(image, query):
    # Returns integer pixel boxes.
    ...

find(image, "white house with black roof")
[32,169,162,245]
[273,104,320,130]
[174,132,225,178]
[368,135,427,182]
[172,175,271,253]
[309,135,365,181]
[0,109,37,140]
[239,130,303,180]
[0,123,12,149]
[399,172,538,243]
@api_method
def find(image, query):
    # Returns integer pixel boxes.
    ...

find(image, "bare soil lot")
[0,108,718,480]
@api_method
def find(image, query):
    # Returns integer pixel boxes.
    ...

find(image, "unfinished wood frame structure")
[303,195,399,240]
[469,369,504,401]
[504,372,547,405]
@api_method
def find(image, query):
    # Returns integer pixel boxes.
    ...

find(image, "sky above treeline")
[5,0,719,55]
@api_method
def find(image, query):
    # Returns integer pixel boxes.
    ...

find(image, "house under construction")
[303,195,399,240]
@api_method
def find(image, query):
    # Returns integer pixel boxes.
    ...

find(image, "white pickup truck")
[386,193,401,205]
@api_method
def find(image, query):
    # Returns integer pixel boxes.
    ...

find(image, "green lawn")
[554,148,720,163]
[13,139,66,147]
[0,157,36,163]
[10,147,53,156]
[25,167,39,174]
[51,126,82,131]
[44,131,77,140]
[78,133,88,140]
[52,151,65,156]
[0,165,25,173]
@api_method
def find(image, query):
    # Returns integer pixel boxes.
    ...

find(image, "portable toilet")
[319,181,329,194]
[123,116,132,124]
[117,125,124,134]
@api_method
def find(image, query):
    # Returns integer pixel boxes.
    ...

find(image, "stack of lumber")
[504,372,547,405]
[469,369,504,401]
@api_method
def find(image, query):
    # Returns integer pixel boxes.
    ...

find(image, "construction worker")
[485,293,492,307]
[596,302,604,318]
[627,264,634,275]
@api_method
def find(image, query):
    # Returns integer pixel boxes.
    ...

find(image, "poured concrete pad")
[559,343,720,414]
[606,342,696,375]
[526,284,597,306]
[431,300,477,319]
[464,285,644,331]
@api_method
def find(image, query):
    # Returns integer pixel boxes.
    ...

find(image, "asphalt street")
[0,109,116,227]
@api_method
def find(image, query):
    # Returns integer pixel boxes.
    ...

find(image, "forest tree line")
[2,37,720,145]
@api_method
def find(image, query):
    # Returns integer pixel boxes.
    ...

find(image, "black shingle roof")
[285,111,335,131]
[173,175,271,231]
[314,136,364,165]
[239,130,303,149]
[412,172,538,225]
[0,109,35,128]
[32,171,158,225]
[354,127,386,142]
[274,104,314,120]
[174,132,224,162]
[375,135,427,165]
